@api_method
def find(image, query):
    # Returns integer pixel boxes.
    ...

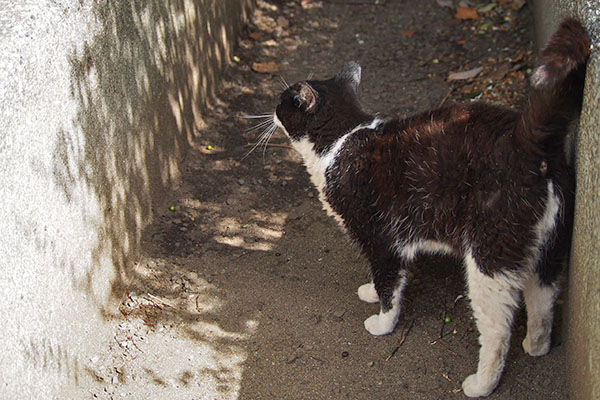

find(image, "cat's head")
[274,62,371,152]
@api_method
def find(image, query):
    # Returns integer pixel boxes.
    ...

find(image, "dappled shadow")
[52,0,252,314]
[48,0,257,396]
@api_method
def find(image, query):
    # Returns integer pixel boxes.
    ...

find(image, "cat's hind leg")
[522,275,559,356]
[462,250,521,398]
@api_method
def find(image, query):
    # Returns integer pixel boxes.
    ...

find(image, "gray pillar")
[532,1,600,399]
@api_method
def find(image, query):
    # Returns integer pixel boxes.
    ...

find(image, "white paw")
[364,314,395,336]
[462,373,496,398]
[522,336,550,357]
[357,283,379,303]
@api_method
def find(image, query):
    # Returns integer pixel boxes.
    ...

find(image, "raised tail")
[517,18,590,153]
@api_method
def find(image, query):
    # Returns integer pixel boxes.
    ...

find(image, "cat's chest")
[291,136,349,225]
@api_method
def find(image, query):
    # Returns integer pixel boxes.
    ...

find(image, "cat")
[251,18,589,397]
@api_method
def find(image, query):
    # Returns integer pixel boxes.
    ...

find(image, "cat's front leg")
[357,282,379,303]
[363,272,408,336]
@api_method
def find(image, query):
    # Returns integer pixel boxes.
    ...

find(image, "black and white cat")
[253,19,589,397]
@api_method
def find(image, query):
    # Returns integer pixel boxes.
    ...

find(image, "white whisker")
[260,124,277,158]
[245,118,273,132]
[278,76,290,90]
[241,112,278,161]
[241,113,273,119]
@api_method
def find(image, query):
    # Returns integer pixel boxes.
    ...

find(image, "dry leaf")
[249,32,262,41]
[436,0,453,7]
[401,30,416,38]
[456,39,467,45]
[448,66,483,81]
[478,3,496,14]
[277,16,290,28]
[511,0,526,10]
[301,0,323,9]
[488,63,512,82]
[455,7,478,20]
[251,61,281,74]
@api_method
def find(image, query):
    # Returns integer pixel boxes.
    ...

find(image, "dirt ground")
[83,1,569,399]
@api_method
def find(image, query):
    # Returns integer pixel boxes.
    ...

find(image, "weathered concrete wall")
[532,1,600,399]
[0,0,252,398]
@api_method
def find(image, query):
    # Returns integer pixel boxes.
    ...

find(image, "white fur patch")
[531,65,553,89]
[394,239,454,262]
[533,180,560,249]
[290,136,348,224]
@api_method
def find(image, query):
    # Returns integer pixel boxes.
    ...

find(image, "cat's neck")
[290,117,385,224]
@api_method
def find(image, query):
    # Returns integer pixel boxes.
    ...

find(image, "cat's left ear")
[294,82,319,113]
[335,61,361,93]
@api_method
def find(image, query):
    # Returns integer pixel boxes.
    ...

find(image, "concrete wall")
[0,0,252,398]
[532,1,600,399]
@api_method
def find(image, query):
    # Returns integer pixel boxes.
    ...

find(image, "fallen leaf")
[511,0,526,10]
[262,39,278,47]
[401,29,416,38]
[456,39,467,45]
[301,0,323,9]
[478,3,496,13]
[436,0,453,7]
[487,63,512,82]
[251,61,281,74]
[455,7,478,20]
[249,32,262,41]
[277,16,290,28]
[448,66,483,81]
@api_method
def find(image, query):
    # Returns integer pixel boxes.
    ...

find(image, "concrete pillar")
[532,1,600,399]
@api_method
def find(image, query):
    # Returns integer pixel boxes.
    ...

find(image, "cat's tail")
[517,18,590,153]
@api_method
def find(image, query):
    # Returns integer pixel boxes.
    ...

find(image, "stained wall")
[0,1,252,397]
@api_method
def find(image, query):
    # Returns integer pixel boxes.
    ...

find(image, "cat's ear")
[295,82,318,113]
[335,61,361,93]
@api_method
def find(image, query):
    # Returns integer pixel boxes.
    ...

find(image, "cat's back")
[390,102,520,153]
[349,102,528,188]
[332,102,553,220]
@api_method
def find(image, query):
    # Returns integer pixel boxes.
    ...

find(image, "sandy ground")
[77,1,568,399]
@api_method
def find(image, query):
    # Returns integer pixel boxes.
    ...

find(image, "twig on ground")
[439,86,454,107]
[385,319,415,361]
[145,293,175,309]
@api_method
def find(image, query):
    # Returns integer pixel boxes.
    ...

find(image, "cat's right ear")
[294,82,318,113]
[335,61,361,93]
